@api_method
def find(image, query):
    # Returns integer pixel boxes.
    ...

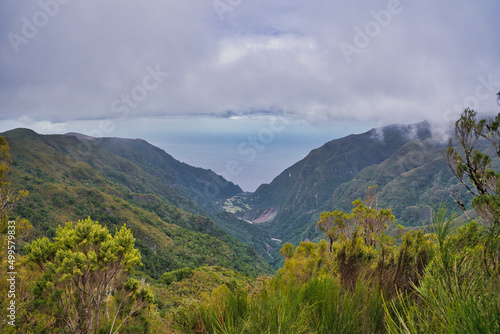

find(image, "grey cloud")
[0,0,499,127]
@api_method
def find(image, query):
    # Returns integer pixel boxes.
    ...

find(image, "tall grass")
[384,208,500,333]
[194,275,386,334]
[300,277,385,333]
[385,267,499,333]
[186,206,499,334]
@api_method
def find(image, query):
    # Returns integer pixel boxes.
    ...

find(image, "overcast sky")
[0,0,499,190]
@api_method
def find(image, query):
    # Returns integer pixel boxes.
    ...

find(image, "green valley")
[0,112,498,333]
[2,128,273,278]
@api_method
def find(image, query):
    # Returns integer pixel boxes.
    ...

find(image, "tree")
[318,186,395,249]
[25,218,154,334]
[446,99,500,277]
[317,211,343,252]
[446,107,500,232]
[278,240,332,283]
[317,187,397,290]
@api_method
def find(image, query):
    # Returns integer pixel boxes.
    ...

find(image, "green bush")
[384,216,500,333]
[161,267,194,285]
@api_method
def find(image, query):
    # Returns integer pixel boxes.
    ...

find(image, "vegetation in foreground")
[0,105,499,333]
[174,107,500,333]
[183,201,498,333]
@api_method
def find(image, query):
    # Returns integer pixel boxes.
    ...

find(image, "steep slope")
[37,132,242,212]
[235,122,433,245]
[72,134,274,255]
[322,139,470,227]
[94,137,242,212]
[2,128,273,277]
[6,128,274,255]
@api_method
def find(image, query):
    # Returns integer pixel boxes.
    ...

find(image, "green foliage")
[0,136,28,219]
[1,129,273,278]
[2,108,499,333]
[278,240,332,284]
[235,122,454,249]
[211,211,275,260]
[445,106,500,281]
[317,187,423,292]
[190,213,497,334]
[446,107,500,233]
[190,200,459,333]
[25,217,153,333]
[150,266,252,332]
[319,186,395,250]
[335,228,377,290]
[160,267,194,285]
[384,219,500,333]
[192,255,386,333]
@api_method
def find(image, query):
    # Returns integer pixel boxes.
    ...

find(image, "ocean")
[143,117,374,192]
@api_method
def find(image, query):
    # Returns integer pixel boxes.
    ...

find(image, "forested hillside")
[0,112,498,332]
[229,122,482,257]
[2,128,273,278]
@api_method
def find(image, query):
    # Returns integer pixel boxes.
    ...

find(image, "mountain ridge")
[225,120,469,255]
[1,121,475,269]
[1,128,274,276]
